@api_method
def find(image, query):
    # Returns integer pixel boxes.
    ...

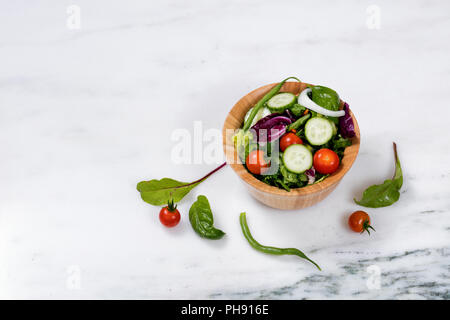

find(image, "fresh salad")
[136,76,403,271]
[234,77,356,191]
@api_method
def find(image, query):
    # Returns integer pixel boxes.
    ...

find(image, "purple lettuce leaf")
[251,115,292,143]
[339,103,355,138]
[305,168,316,184]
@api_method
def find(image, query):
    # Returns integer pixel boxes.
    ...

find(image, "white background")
[0,0,449,299]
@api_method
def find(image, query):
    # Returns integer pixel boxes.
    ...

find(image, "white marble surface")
[1,0,449,299]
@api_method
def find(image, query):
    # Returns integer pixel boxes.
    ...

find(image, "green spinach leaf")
[137,163,226,206]
[189,195,225,240]
[289,103,306,117]
[331,134,352,158]
[310,86,340,124]
[280,163,307,186]
[332,135,351,150]
[137,178,200,206]
[354,143,403,208]
[280,164,299,183]
[310,85,340,111]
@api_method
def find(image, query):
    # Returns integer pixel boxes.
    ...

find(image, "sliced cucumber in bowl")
[267,92,296,112]
[304,117,334,146]
[282,144,313,174]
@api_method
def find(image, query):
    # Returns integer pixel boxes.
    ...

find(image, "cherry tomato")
[348,211,375,235]
[246,150,269,175]
[280,132,303,152]
[313,148,340,174]
[159,203,180,228]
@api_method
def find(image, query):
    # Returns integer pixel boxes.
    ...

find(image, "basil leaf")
[189,195,225,240]
[354,143,403,208]
[137,163,227,206]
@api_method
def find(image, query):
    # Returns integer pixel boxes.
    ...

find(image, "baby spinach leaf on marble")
[189,195,225,240]
[137,162,226,206]
[137,178,200,206]
[354,143,403,208]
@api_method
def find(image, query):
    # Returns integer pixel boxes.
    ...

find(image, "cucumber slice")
[305,117,334,146]
[330,120,337,135]
[267,93,296,112]
[283,144,313,174]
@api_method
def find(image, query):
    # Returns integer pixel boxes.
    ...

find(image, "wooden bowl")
[222,81,360,210]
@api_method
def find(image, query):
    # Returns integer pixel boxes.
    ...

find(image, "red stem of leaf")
[392,142,399,179]
[166,162,227,190]
[393,142,398,162]
[192,162,227,184]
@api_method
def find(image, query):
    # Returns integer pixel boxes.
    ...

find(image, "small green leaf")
[136,162,227,206]
[189,195,225,240]
[332,135,351,150]
[137,178,200,206]
[310,85,340,111]
[311,86,340,124]
[354,143,403,208]
[289,103,306,117]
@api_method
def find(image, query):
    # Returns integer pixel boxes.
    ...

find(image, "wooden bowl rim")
[222,81,360,197]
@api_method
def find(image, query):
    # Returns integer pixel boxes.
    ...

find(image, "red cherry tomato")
[348,211,375,235]
[159,205,180,228]
[313,148,340,174]
[246,150,269,175]
[280,132,303,152]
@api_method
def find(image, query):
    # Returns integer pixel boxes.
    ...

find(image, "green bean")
[287,113,311,131]
[239,212,321,270]
[242,76,301,131]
